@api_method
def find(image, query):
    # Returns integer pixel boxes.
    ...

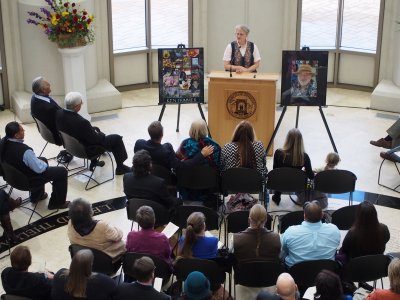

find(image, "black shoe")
[30,192,48,204]
[272,194,281,206]
[89,160,105,171]
[115,164,131,175]
[48,201,70,210]
[359,282,374,292]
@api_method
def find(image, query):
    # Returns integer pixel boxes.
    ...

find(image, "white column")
[58,46,91,121]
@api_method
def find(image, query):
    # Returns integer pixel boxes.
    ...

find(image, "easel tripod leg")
[319,106,338,153]
[266,106,287,155]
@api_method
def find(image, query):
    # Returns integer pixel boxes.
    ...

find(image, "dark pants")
[102,134,128,167]
[29,166,68,207]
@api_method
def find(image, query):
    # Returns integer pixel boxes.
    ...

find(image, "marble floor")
[0,86,399,297]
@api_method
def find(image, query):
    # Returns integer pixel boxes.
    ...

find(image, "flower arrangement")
[27,0,95,48]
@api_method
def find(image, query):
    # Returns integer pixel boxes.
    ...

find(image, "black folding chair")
[314,169,357,205]
[279,210,304,234]
[378,156,400,193]
[1,295,33,300]
[33,117,61,157]
[331,204,358,230]
[340,254,391,289]
[59,131,114,190]
[126,198,170,230]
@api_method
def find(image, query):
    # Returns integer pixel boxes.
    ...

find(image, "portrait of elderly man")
[290,64,317,99]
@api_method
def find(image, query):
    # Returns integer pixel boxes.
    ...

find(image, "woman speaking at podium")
[223,24,261,73]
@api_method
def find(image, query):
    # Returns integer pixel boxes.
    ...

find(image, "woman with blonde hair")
[272,128,314,205]
[221,120,267,178]
[233,204,280,262]
[52,249,116,300]
[178,212,218,259]
[176,119,221,170]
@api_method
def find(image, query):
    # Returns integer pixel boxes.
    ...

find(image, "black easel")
[266,105,338,154]
[158,44,211,136]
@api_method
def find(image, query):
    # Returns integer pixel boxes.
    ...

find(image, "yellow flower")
[62,11,69,17]
[51,14,58,25]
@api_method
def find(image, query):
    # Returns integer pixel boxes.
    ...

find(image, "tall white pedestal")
[58,46,91,120]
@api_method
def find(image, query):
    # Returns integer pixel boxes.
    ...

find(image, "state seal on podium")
[226,91,257,119]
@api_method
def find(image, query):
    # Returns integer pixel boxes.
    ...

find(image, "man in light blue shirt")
[0,122,69,210]
[281,201,340,268]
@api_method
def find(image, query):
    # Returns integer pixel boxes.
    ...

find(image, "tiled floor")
[0,86,399,297]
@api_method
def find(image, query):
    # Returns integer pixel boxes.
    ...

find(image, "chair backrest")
[59,131,88,159]
[279,211,304,234]
[289,259,338,288]
[123,252,171,280]
[0,162,30,191]
[234,260,284,287]
[314,169,357,194]
[340,254,391,283]
[174,258,225,289]
[176,205,220,231]
[68,244,119,276]
[221,167,263,195]
[176,164,219,191]
[151,164,174,186]
[226,210,250,235]
[126,198,170,227]
[33,117,57,145]
[266,168,308,193]
[331,204,358,230]
[1,295,33,300]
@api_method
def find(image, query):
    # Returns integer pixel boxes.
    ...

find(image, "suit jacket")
[115,282,170,300]
[31,94,62,145]
[134,139,204,170]
[123,173,177,209]
[56,109,105,149]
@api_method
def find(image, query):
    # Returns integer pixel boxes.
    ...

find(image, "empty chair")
[331,204,358,230]
[59,131,114,190]
[126,198,170,230]
[279,210,304,234]
[267,167,309,206]
[340,254,391,288]
[68,244,122,276]
[221,167,265,204]
[314,169,357,205]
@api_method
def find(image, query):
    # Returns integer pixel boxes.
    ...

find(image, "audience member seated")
[281,201,340,268]
[126,205,173,270]
[67,198,126,263]
[0,189,21,242]
[178,212,218,259]
[370,118,400,149]
[31,76,63,146]
[338,201,390,265]
[220,120,267,178]
[233,204,280,262]
[55,91,130,175]
[367,258,400,300]
[134,121,213,170]
[123,150,181,210]
[256,273,300,300]
[1,245,53,300]
[52,249,117,300]
[115,256,170,300]
[173,271,214,300]
[272,128,314,206]
[314,270,349,300]
[176,119,220,202]
[0,121,69,210]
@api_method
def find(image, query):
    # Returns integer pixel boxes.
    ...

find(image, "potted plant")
[27,0,95,48]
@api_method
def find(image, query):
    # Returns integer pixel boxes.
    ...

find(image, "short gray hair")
[32,76,45,94]
[235,24,250,35]
[65,92,83,109]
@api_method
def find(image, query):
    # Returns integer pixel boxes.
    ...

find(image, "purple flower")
[27,11,44,20]
[40,7,51,19]
[44,0,57,12]
[27,19,39,25]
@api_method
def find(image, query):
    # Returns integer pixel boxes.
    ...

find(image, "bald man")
[256,273,299,300]
[281,201,340,268]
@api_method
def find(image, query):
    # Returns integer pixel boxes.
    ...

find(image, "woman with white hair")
[223,24,261,73]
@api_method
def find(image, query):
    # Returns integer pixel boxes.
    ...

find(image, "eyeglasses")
[303,200,321,209]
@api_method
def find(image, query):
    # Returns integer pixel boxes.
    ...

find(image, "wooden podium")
[207,71,279,155]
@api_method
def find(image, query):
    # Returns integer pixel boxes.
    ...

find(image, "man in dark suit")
[115,256,170,300]
[55,92,130,175]
[0,122,69,210]
[134,121,213,170]
[30,76,63,145]
[123,150,180,209]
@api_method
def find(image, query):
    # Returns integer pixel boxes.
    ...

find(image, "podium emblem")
[226,91,257,119]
